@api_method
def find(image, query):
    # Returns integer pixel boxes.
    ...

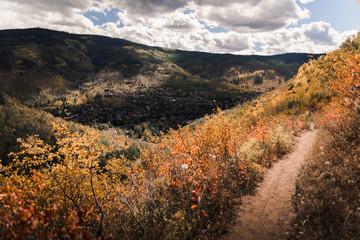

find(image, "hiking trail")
[223,125,317,240]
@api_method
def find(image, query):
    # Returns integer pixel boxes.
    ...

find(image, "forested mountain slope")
[0,28,319,135]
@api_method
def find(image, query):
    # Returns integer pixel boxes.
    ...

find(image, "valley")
[0,28,358,240]
[0,28,318,138]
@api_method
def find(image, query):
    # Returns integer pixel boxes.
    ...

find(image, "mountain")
[0,28,320,136]
[0,28,358,240]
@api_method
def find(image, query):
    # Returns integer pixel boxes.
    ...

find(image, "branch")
[90,160,104,238]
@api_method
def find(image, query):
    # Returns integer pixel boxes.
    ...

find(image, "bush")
[0,109,306,239]
[292,124,360,239]
[239,138,265,163]
[253,75,263,85]
[291,34,360,239]
[270,126,294,157]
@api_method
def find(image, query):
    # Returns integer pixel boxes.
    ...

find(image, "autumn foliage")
[2,33,359,240]
[0,103,307,239]
[292,34,360,239]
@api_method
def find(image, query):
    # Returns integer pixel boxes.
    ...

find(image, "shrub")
[291,34,360,240]
[0,109,307,239]
[270,126,294,157]
[292,124,360,239]
[238,137,265,164]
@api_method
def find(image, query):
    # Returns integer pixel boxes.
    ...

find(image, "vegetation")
[0,43,311,239]
[291,34,360,239]
[0,28,318,137]
[0,108,307,239]
[0,93,134,165]
[0,28,359,239]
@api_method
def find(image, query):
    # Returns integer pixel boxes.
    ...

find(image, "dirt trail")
[223,126,317,240]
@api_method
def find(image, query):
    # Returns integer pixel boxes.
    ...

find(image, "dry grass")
[291,120,360,239]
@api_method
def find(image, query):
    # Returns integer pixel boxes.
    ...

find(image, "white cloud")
[303,21,337,45]
[194,0,309,32]
[299,0,315,4]
[0,0,98,34]
[104,12,253,53]
[107,0,310,32]
[0,0,356,55]
[258,22,356,55]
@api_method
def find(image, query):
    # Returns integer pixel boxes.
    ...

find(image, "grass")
[290,33,360,240]
[291,120,360,240]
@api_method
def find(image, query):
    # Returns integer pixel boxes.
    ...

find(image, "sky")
[0,0,359,55]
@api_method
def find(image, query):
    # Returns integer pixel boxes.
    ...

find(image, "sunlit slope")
[0,28,319,135]
[0,31,358,240]
[0,93,135,164]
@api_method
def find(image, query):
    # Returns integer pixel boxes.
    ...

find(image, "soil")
[223,126,317,240]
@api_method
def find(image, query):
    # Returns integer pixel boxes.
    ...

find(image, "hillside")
[0,29,358,240]
[0,28,319,136]
[0,93,137,164]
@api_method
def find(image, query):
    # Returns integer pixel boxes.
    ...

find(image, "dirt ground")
[223,126,317,240]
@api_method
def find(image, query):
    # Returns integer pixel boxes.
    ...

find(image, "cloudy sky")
[0,0,359,55]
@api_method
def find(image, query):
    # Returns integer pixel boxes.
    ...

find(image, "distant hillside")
[0,28,320,135]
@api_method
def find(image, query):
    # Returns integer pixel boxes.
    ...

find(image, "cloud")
[108,0,253,15]
[0,0,356,55]
[10,0,92,14]
[113,0,186,15]
[162,13,200,30]
[212,32,254,52]
[195,0,309,32]
[299,0,315,4]
[0,0,96,33]
[108,0,310,32]
[102,14,251,53]
[303,21,337,45]
[258,22,355,54]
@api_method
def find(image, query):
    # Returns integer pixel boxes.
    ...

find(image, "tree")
[253,74,263,85]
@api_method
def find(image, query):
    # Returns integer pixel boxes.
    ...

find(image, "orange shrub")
[0,108,308,239]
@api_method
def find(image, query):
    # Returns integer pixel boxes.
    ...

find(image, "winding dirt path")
[223,126,317,240]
